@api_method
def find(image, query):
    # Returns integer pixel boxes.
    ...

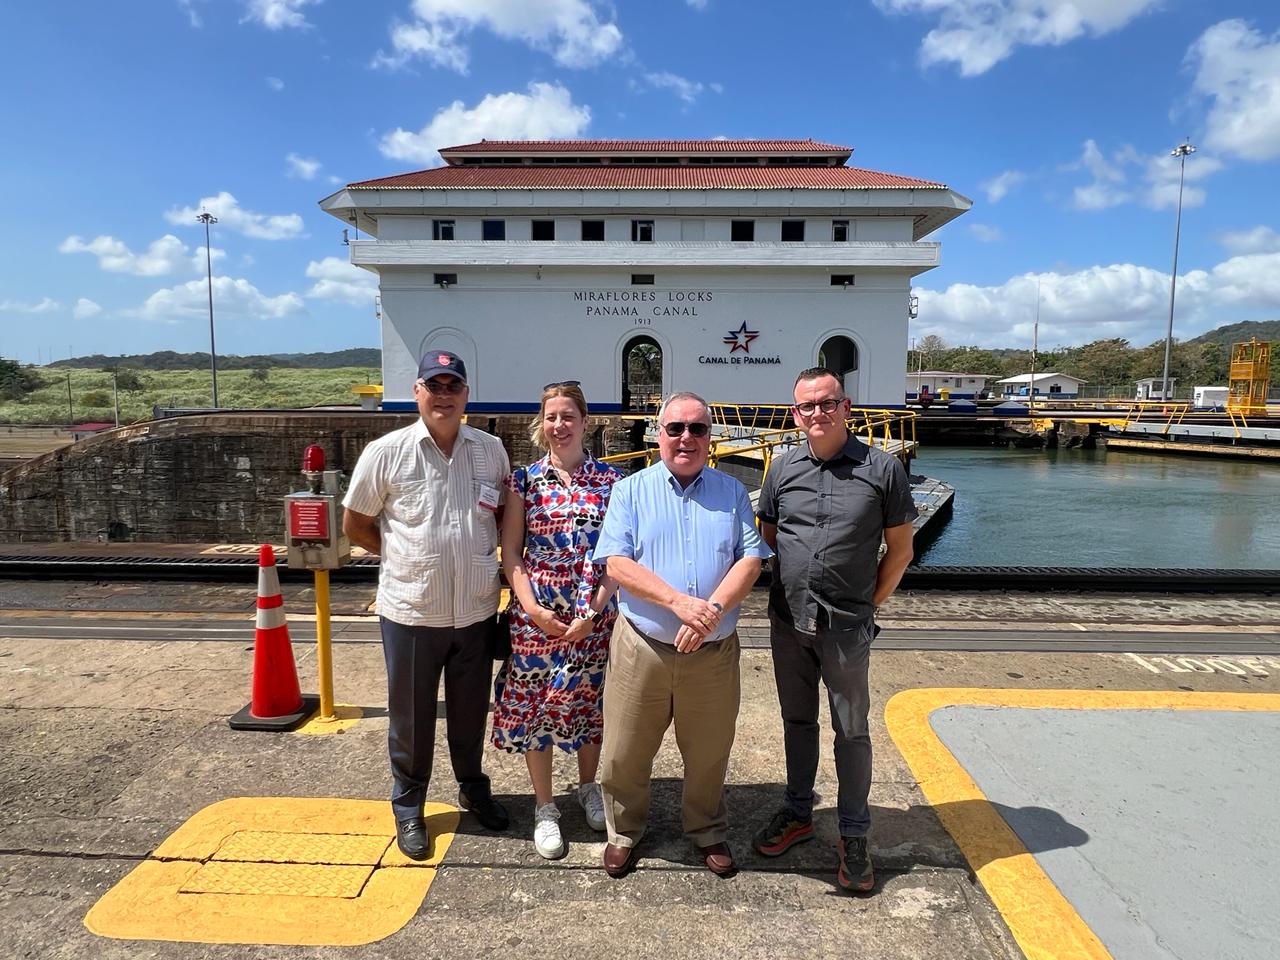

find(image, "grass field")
[0,367,383,425]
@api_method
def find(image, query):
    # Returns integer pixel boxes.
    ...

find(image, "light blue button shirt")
[591,461,771,644]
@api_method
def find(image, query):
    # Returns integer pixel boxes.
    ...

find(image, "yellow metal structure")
[1227,338,1271,417]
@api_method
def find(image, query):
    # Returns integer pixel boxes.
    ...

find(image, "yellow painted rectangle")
[212,830,390,865]
[180,861,373,898]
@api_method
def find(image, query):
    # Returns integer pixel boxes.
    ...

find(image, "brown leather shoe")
[603,842,638,878]
[698,841,737,877]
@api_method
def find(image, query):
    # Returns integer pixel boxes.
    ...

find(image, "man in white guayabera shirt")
[343,349,511,861]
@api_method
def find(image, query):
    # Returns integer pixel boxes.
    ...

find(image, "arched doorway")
[622,336,663,412]
[818,335,859,399]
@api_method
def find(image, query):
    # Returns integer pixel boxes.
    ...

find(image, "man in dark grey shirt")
[754,366,917,893]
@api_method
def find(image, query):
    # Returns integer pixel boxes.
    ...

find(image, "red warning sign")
[288,500,329,541]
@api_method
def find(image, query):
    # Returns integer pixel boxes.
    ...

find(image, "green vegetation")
[0,366,383,425]
[48,348,380,370]
[0,357,42,401]
[909,325,1278,398]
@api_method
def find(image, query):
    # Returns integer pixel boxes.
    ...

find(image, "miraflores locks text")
[574,289,712,317]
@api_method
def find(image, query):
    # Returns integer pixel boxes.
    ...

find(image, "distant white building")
[320,139,971,412]
[1134,377,1177,401]
[997,373,1086,399]
[904,370,992,400]
[1192,386,1229,409]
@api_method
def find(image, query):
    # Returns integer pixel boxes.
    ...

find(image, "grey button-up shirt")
[757,432,916,634]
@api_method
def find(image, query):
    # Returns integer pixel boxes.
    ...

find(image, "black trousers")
[380,616,493,822]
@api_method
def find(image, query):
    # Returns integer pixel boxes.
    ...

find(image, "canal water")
[913,446,1280,569]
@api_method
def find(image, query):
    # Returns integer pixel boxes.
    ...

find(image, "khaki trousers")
[599,616,741,848]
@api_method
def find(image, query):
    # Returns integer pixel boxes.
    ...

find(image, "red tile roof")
[439,139,852,156]
[348,166,945,190]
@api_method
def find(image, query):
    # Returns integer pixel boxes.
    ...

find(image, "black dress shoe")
[395,817,430,860]
[458,790,510,831]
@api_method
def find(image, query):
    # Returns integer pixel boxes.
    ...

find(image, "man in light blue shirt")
[592,391,771,878]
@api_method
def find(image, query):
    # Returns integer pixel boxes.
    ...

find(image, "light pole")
[197,211,219,407]
[1161,140,1195,403]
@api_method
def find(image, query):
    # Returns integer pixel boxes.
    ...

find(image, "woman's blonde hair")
[530,382,590,449]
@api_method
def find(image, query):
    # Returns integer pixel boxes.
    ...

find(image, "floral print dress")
[491,455,622,753]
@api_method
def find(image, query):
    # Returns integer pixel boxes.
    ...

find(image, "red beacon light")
[302,445,326,493]
[302,445,326,474]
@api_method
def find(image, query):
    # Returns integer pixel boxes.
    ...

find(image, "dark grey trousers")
[768,614,874,837]
[380,616,493,823]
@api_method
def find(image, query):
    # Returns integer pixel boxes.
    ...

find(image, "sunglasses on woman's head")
[543,379,582,390]
[661,421,710,438]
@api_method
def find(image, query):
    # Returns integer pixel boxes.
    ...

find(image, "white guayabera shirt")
[344,419,510,628]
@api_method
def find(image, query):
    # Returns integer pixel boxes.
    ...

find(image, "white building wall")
[374,265,910,411]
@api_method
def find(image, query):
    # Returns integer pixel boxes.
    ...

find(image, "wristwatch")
[710,601,723,615]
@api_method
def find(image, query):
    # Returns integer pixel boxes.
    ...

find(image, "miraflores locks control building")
[320,139,970,412]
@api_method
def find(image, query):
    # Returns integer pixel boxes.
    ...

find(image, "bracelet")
[710,601,723,614]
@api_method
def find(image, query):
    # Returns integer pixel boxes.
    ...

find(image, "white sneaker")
[533,802,565,860]
[577,781,607,832]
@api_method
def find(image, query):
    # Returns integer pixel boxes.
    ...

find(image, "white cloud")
[266,75,285,91]
[981,170,1024,203]
[305,257,379,305]
[379,82,591,166]
[178,0,206,27]
[1219,225,1280,255]
[0,298,60,314]
[1187,20,1280,162]
[191,245,228,273]
[241,0,318,30]
[73,299,102,320]
[913,252,1280,347]
[286,152,321,179]
[59,234,192,276]
[130,276,305,324]
[969,224,1003,242]
[374,0,623,72]
[872,0,1159,76]
[165,192,305,241]
[643,71,706,104]
[1066,140,1223,212]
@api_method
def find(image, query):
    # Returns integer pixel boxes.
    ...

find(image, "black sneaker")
[837,835,874,893]
[752,808,815,857]
[458,789,510,831]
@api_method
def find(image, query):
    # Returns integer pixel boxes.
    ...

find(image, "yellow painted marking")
[85,797,458,946]
[886,689,1280,960]
[211,830,390,865]
[294,703,364,735]
[181,861,373,898]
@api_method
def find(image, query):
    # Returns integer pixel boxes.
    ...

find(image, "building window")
[482,220,506,241]
[781,220,805,242]
[830,275,855,286]
[581,220,604,241]
[433,273,457,287]
[631,219,655,242]
[731,220,754,241]
[832,220,849,242]
[631,274,655,285]
[432,219,455,241]
[1049,384,1063,394]
[531,220,555,241]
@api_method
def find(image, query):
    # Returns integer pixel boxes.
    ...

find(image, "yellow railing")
[601,405,919,476]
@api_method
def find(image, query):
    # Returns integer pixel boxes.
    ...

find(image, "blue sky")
[2,0,1277,364]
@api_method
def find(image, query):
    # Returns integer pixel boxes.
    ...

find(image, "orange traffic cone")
[229,545,318,731]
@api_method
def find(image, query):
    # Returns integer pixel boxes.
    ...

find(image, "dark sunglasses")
[661,421,710,438]
[419,379,467,395]
[543,379,582,390]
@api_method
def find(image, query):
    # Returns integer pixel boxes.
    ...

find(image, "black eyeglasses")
[419,379,467,396]
[794,398,846,416]
[543,379,582,390]
[661,421,710,438]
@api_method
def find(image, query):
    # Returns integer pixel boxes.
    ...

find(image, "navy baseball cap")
[417,349,467,384]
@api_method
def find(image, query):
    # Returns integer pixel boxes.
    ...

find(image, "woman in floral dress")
[494,382,622,859]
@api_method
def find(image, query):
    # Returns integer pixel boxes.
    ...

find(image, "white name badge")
[477,481,501,512]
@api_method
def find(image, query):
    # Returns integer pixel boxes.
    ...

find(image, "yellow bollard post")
[314,568,336,723]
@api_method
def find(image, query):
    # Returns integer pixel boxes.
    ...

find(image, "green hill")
[1189,320,1280,349]
[48,348,381,371]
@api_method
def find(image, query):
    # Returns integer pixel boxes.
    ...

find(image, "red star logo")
[723,321,759,354]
